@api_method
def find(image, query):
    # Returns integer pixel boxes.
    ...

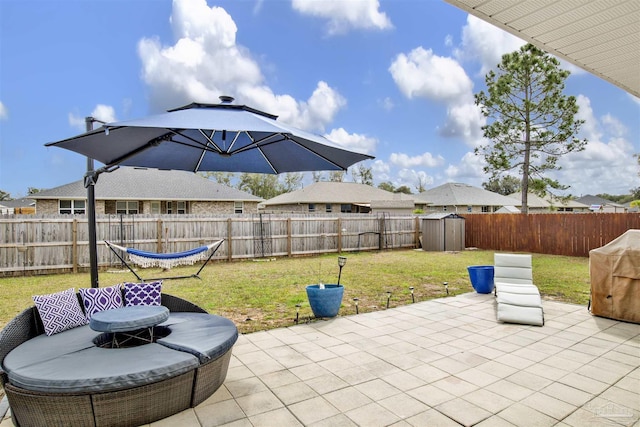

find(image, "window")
[116,201,139,214]
[151,202,161,214]
[325,204,332,213]
[467,206,472,212]
[308,203,316,213]
[234,201,244,214]
[59,200,85,214]
[167,201,187,214]
[340,204,351,213]
[481,206,490,213]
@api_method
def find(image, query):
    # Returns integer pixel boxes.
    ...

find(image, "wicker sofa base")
[5,347,233,427]
[0,294,237,427]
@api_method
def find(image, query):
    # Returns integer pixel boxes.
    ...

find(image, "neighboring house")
[0,198,36,215]
[576,195,626,213]
[508,192,590,212]
[495,205,521,213]
[260,181,417,214]
[414,183,520,213]
[624,201,639,213]
[29,167,263,215]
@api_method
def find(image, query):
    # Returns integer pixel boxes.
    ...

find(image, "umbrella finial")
[219,96,235,104]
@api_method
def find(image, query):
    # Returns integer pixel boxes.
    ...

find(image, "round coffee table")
[90,305,170,347]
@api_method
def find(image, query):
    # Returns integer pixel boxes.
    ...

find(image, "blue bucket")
[467,266,495,294]
[306,284,344,318]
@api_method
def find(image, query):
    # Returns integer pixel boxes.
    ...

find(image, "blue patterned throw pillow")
[79,285,123,320]
[33,288,88,336]
[123,281,162,306]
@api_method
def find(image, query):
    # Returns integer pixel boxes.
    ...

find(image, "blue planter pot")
[306,284,344,318]
[467,266,495,294]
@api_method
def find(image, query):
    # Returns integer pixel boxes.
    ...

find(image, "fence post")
[153,219,161,253]
[414,216,420,249]
[227,218,233,261]
[72,219,78,273]
[337,217,342,253]
[287,217,292,257]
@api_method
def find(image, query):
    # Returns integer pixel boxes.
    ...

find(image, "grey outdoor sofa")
[0,293,238,427]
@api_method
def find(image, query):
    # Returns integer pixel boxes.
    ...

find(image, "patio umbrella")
[47,97,374,287]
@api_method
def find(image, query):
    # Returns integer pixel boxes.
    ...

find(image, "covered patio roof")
[445,0,640,98]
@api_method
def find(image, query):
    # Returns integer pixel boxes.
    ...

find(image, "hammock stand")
[105,239,225,281]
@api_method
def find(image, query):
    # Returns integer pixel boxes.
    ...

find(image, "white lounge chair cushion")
[494,253,533,268]
[497,292,543,308]
[495,282,540,295]
[494,266,533,284]
[493,253,544,326]
[496,303,544,326]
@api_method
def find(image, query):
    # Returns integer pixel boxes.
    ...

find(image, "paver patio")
[1,292,638,426]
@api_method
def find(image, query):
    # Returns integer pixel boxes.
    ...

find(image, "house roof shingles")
[415,182,519,207]
[29,167,263,202]
[262,181,414,206]
[508,192,590,209]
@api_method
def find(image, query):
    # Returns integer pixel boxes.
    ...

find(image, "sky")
[1,0,639,199]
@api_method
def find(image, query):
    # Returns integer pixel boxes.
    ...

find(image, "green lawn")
[0,249,591,333]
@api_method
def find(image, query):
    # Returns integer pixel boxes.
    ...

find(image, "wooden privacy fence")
[1,212,638,276]
[0,214,419,276]
[464,212,640,257]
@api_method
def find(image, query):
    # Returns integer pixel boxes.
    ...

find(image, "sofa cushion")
[89,305,170,333]
[32,288,88,336]
[79,285,123,320]
[158,313,238,363]
[124,281,162,306]
[5,343,199,393]
[2,324,99,371]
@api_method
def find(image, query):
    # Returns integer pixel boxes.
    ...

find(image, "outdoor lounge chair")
[494,253,544,326]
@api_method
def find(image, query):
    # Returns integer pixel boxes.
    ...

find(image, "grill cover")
[589,230,640,323]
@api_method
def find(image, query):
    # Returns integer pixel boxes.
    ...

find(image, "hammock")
[105,239,224,281]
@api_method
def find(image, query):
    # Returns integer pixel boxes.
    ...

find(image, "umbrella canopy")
[47,99,373,174]
[46,97,374,288]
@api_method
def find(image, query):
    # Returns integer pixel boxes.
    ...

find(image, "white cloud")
[291,0,392,35]
[138,0,345,133]
[68,104,117,131]
[575,95,601,141]
[628,93,640,105]
[92,105,117,124]
[389,47,472,104]
[378,97,394,111]
[389,152,444,168]
[454,15,524,76]
[324,127,377,155]
[601,114,626,138]
[371,159,390,177]
[555,96,637,195]
[389,47,484,147]
[438,102,486,147]
[0,101,7,120]
[444,151,485,184]
[396,168,434,190]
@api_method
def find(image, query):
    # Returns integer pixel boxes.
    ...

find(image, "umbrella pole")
[85,117,99,288]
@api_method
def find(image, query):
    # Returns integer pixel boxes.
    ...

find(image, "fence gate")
[252,213,273,258]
